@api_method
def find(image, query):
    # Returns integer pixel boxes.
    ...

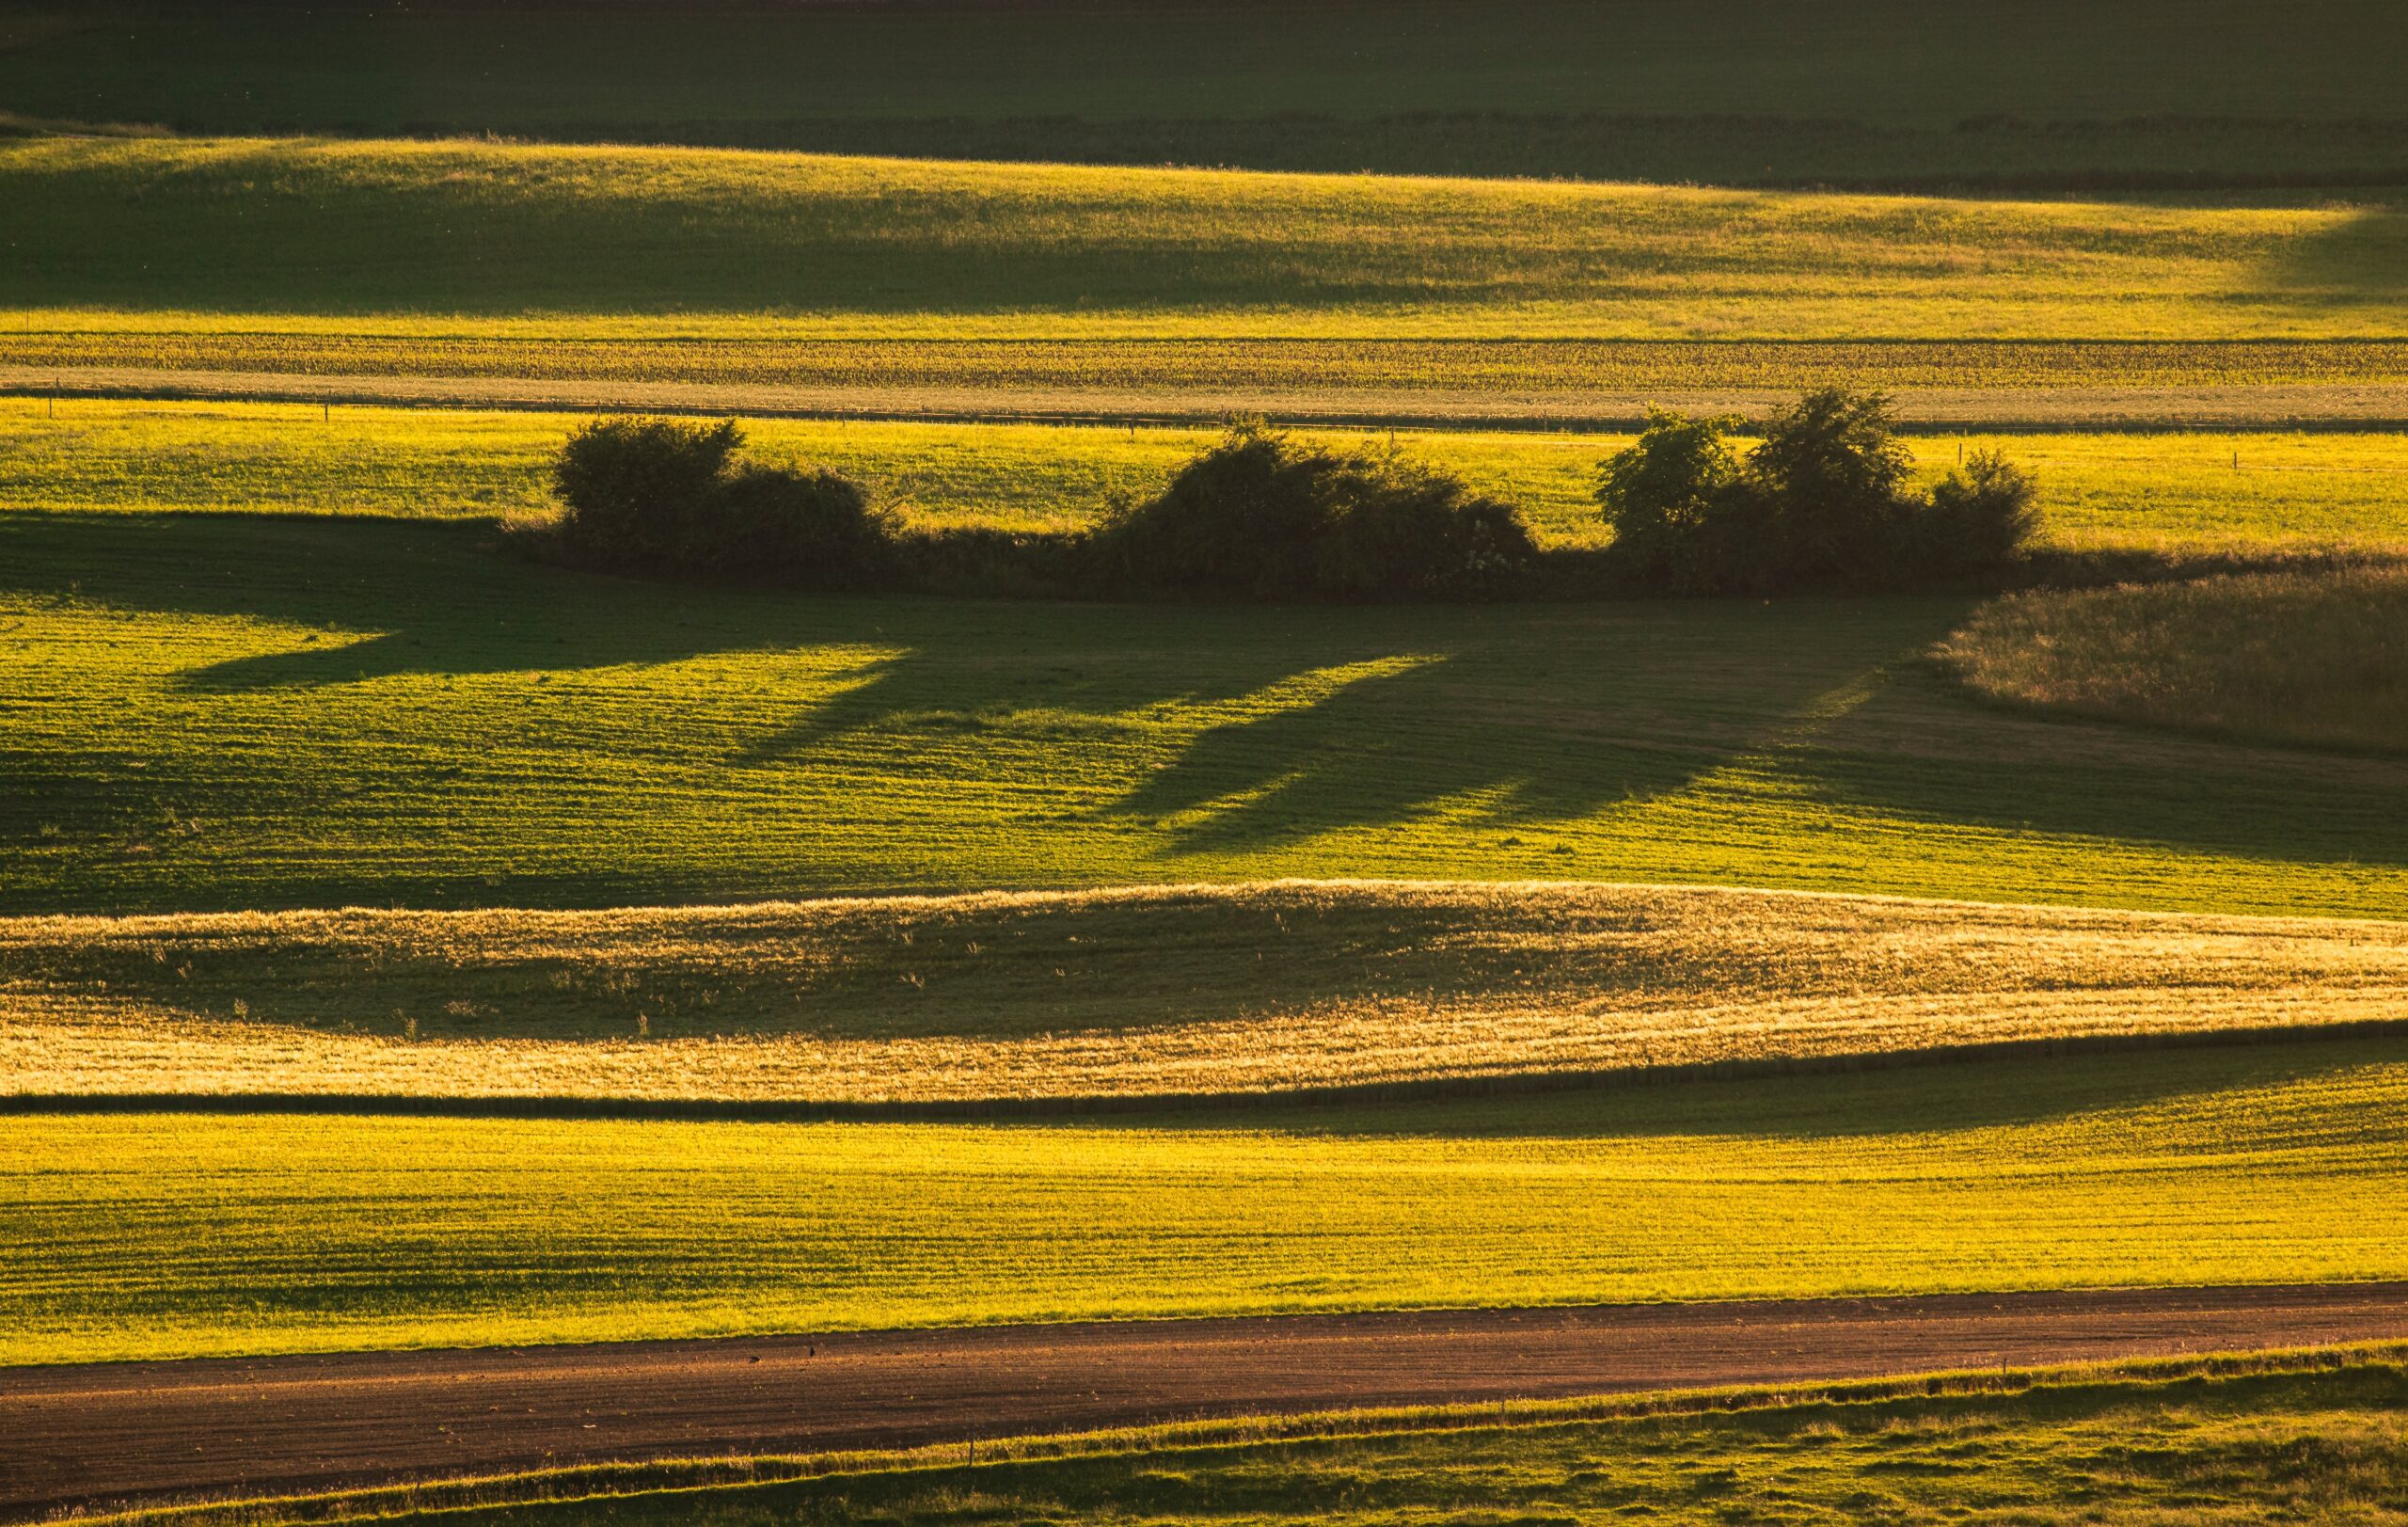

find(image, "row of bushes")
[526,391,2037,601]
[1597,390,2037,595]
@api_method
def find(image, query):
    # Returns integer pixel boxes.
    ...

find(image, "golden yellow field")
[9,881,2405,1104]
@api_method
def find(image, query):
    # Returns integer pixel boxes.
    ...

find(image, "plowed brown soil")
[8,1283,2407,1518]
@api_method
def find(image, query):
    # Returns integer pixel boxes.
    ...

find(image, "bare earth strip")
[8,365,2408,431]
[7,1284,2407,1517]
[6,881,2405,1107]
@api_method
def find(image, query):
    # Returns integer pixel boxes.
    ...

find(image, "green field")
[9,398,2408,551]
[3,138,2402,340]
[4,20,2406,1518]
[7,503,2406,917]
[374,1360,2408,1527]
[8,1038,2407,1365]
[8,1,2408,189]
[9,135,2403,430]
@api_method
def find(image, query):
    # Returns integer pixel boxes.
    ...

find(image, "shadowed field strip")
[6,1288,2406,1517]
[6,138,2407,338]
[7,882,2407,1105]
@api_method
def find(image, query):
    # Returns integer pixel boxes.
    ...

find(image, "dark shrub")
[1593,406,1744,589]
[1101,421,1536,600]
[692,461,893,586]
[891,525,1094,598]
[1594,389,2036,594]
[551,416,741,568]
[1921,448,2040,576]
[1317,470,1535,598]
[1738,388,1919,589]
[1095,420,1337,597]
[546,416,892,588]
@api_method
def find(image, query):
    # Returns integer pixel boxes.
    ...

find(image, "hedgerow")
[1595,389,2039,594]
[526,402,2043,601]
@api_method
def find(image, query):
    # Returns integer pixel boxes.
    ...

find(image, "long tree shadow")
[1101,644,1747,851]
[1785,660,2408,875]
[0,511,764,687]
[2247,197,2408,314]
[730,596,1920,849]
[1176,1031,2408,1142]
[9,510,2404,907]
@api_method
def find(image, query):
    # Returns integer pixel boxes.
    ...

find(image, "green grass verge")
[7,1038,2408,1365]
[11,398,2408,552]
[3,138,2403,337]
[4,504,2404,917]
[8,1,2408,188]
[218,1357,2408,1527]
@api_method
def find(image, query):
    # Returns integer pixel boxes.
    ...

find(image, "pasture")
[1,17,2403,1512]
[8,1037,2408,1365]
[6,508,2406,917]
[2,138,2402,341]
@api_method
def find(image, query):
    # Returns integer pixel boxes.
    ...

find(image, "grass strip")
[7,1039,2408,1364]
[13,397,2408,555]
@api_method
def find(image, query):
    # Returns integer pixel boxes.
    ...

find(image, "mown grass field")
[3,138,2402,341]
[9,398,2408,552]
[369,1360,2408,1527]
[6,506,2406,918]
[8,0,2408,189]
[8,1037,2408,1365]
[11,881,2405,1105]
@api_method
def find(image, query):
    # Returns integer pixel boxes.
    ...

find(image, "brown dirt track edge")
[7,1282,2408,1519]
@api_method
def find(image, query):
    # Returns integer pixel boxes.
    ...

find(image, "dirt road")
[8,1282,2407,1517]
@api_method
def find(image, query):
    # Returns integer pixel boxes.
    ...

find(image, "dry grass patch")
[7,880,2405,1105]
[1943,565,2408,755]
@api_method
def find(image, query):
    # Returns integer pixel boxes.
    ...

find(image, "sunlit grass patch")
[7,1038,2408,1364]
[8,881,2407,1105]
[3,137,2403,337]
